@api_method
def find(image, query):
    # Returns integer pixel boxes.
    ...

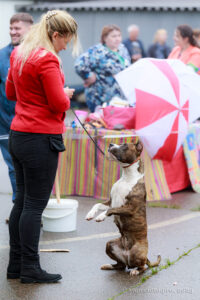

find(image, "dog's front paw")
[95,212,106,222]
[85,210,95,221]
[95,217,104,222]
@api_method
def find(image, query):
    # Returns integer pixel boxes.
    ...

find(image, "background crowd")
[75,23,200,112]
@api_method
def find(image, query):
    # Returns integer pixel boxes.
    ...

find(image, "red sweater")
[6,47,70,134]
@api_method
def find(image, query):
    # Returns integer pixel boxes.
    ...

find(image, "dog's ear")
[136,140,143,154]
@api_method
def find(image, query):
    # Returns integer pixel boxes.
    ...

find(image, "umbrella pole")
[55,170,61,204]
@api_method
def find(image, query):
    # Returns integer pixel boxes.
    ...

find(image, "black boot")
[20,264,62,284]
[7,262,21,279]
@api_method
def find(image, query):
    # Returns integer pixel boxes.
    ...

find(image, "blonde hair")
[153,29,167,43]
[16,10,79,72]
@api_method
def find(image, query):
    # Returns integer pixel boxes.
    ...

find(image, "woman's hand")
[64,87,75,99]
[84,73,96,87]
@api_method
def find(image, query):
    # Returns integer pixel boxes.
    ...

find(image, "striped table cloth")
[54,127,171,201]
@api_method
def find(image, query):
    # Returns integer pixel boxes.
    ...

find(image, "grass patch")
[148,202,181,209]
[141,276,148,283]
[108,242,200,300]
[191,205,200,211]
[165,258,174,267]
[151,267,158,275]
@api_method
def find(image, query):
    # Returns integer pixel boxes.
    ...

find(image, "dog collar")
[122,156,141,169]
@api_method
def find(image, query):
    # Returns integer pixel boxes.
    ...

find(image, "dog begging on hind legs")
[86,139,161,276]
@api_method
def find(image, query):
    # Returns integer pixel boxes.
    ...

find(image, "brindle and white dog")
[86,139,161,275]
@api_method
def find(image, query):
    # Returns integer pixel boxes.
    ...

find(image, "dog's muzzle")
[108,143,114,153]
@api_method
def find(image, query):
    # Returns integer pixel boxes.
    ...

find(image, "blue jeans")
[0,122,16,202]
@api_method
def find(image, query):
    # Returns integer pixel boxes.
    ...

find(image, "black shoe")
[7,263,21,279]
[20,265,62,284]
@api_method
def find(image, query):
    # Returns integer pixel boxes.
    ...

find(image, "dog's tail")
[146,255,161,268]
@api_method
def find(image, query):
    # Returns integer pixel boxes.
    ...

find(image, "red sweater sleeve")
[6,67,17,101]
[38,53,70,113]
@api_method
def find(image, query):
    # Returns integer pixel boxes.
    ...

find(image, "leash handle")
[70,108,105,156]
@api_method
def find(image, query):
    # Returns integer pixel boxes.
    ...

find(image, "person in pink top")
[168,24,200,74]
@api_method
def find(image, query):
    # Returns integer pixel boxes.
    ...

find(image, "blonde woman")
[6,10,78,284]
[147,29,171,58]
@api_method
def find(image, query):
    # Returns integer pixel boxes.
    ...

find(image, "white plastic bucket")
[42,199,79,232]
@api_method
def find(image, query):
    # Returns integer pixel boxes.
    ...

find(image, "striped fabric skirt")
[54,127,171,201]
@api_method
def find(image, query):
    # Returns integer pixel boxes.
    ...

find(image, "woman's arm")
[38,55,70,113]
[83,73,96,87]
[147,45,155,58]
[74,48,95,79]
[187,52,200,74]
[6,68,17,101]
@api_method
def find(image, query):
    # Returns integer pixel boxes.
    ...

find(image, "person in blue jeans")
[0,13,33,203]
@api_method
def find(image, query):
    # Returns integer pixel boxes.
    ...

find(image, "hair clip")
[46,11,57,21]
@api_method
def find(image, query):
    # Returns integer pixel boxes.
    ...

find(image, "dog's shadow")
[105,268,150,298]
[104,266,148,283]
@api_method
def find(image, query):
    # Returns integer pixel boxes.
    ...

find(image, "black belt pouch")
[49,135,66,152]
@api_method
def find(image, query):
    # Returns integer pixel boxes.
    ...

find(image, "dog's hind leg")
[146,255,161,267]
[128,244,148,276]
[101,238,126,271]
[129,265,147,276]
[130,254,160,276]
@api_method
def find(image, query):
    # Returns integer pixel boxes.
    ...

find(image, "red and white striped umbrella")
[116,58,200,161]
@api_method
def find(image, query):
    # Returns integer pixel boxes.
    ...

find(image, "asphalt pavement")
[0,188,200,300]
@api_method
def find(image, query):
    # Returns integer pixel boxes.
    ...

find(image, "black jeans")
[8,130,63,265]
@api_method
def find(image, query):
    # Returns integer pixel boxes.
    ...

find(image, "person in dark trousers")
[123,24,146,63]
[0,13,33,205]
[6,9,78,284]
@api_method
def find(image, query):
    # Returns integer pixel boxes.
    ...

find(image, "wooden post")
[55,170,61,204]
